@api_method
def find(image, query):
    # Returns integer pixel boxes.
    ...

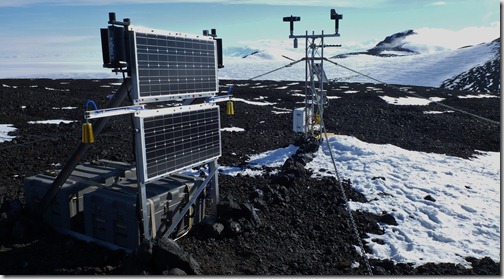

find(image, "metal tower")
[284,9,343,139]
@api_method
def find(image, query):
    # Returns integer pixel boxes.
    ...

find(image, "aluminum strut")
[34,78,132,218]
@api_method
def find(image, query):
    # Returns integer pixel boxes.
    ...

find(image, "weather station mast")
[284,9,342,140]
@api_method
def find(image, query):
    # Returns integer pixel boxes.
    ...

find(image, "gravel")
[0,78,499,275]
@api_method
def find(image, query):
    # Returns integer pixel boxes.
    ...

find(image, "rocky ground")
[0,78,500,275]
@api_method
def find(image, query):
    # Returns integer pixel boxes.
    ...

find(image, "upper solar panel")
[129,26,218,104]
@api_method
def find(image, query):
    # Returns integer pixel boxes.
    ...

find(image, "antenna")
[203,29,224,68]
[282,15,301,37]
[108,12,130,26]
[330,9,343,35]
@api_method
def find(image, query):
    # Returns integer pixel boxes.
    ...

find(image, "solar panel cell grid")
[134,32,217,101]
[141,106,221,181]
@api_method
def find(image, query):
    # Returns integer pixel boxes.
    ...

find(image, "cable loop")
[85,99,98,111]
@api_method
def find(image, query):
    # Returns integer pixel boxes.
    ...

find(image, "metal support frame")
[133,109,221,241]
[302,31,332,138]
[209,160,219,219]
[85,105,144,120]
[37,12,224,249]
[163,160,218,238]
[137,181,150,240]
[35,79,132,218]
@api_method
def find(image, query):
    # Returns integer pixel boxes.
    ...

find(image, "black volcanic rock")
[0,78,500,275]
[440,38,500,93]
[424,195,436,202]
[378,213,398,226]
[367,29,418,55]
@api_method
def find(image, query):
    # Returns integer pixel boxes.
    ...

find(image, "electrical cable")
[85,99,99,110]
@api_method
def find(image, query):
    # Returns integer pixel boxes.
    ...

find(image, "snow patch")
[221,127,245,132]
[52,107,77,110]
[45,87,69,92]
[0,124,17,143]
[423,110,454,114]
[290,93,305,97]
[380,96,444,106]
[306,135,500,267]
[232,98,276,106]
[28,120,77,125]
[458,94,499,99]
[247,144,298,168]
[272,106,292,114]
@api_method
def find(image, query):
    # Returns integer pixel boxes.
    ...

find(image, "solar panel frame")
[128,26,219,104]
[134,103,221,183]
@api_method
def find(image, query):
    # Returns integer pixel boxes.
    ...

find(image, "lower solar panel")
[134,104,221,183]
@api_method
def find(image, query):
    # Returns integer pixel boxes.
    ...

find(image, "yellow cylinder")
[82,122,94,144]
[226,101,234,115]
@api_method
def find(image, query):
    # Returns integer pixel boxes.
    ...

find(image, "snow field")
[306,135,500,267]
[196,129,500,268]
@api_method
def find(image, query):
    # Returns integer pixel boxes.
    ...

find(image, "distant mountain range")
[222,30,501,93]
[332,29,419,58]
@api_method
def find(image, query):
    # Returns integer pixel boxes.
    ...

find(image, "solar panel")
[134,104,221,183]
[129,26,218,104]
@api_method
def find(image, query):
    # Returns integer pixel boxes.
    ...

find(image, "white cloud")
[427,1,447,6]
[404,23,500,51]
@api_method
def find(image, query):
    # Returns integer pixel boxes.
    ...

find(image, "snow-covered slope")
[309,135,500,267]
[225,40,305,61]
[440,38,500,93]
[220,34,499,92]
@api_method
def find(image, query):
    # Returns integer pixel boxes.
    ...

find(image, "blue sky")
[0,0,500,77]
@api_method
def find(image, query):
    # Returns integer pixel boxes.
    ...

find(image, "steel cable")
[320,118,374,275]
[324,58,500,126]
